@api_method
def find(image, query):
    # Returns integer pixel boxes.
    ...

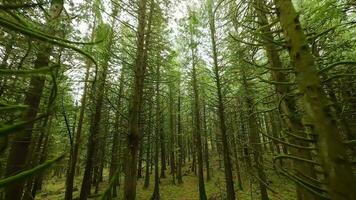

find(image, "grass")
[37,162,296,200]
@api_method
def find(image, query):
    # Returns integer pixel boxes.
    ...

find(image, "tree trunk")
[252,0,319,199]
[202,105,210,181]
[109,72,125,197]
[144,101,153,188]
[65,58,91,200]
[207,1,235,198]
[169,84,176,184]
[151,64,161,200]
[123,0,150,198]
[4,1,63,199]
[189,13,208,197]
[177,89,183,184]
[79,20,115,200]
[275,0,356,199]
[30,116,52,197]
[242,69,269,200]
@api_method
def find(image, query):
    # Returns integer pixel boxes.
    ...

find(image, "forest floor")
[38,162,296,200]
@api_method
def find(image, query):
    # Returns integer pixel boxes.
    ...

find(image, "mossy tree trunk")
[252,0,319,199]
[4,1,63,199]
[274,0,356,199]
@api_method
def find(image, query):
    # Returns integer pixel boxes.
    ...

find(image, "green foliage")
[0,65,59,76]
[0,154,65,187]
[0,16,97,66]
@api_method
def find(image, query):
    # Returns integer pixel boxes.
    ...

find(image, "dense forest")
[0,0,355,199]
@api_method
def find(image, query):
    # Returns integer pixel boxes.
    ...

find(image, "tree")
[274,0,356,199]
[4,1,64,199]
[206,0,235,199]
[123,0,151,198]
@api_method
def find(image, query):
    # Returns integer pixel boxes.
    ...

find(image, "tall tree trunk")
[207,1,235,199]
[144,101,153,188]
[124,0,152,198]
[79,20,115,200]
[4,1,63,199]
[177,89,183,184]
[160,118,166,178]
[252,0,319,199]
[169,84,176,184]
[191,64,207,200]
[274,0,356,199]
[109,72,125,197]
[151,64,161,200]
[30,116,52,197]
[94,114,109,193]
[65,58,91,200]
[242,70,269,200]
[202,105,210,181]
[232,112,243,190]
[79,60,108,200]
[150,122,160,200]
[189,13,208,196]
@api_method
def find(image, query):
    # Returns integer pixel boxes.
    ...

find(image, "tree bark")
[65,56,91,200]
[79,21,115,200]
[207,1,235,198]
[177,89,183,184]
[169,84,176,184]
[144,101,153,188]
[189,11,208,197]
[123,0,151,198]
[252,0,319,199]
[242,69,269,200]
[4,1,63,199]
[151,63,161,200]
[275,0,356,199]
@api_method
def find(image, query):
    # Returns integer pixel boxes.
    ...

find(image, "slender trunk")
[138,139,144,179]
[169,85,176,184]
[160,122,166,178]
[79,63,108,200]
[177,90,183,184]
[30,117,52,197]
[203,105,210,181]
[94,117,109,193]
[207,1,235,198]
[109,73,125,197]
[151,66,161,199]
[79,21,115,200]
[65,60,91,200]
[150,121,160,200]
[190,16,207,197]
[242,70,269,200]
[144,102,153,188]
[232,112,243,190]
